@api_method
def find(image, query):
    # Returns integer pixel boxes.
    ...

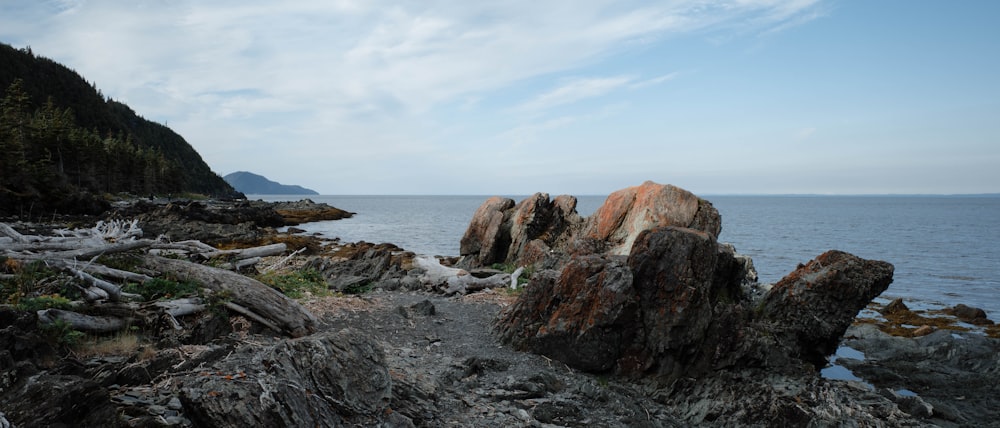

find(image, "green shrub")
[16,294,74,311]
[256,268,330,299]
[342,282,374,295]
[40,319,86,347]
[122,277,201,301]
[1,259,61,305]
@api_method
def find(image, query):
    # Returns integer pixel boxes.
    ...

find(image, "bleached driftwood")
[152,297,207,318]
[37,308,126,333]
[2,221,313,338]
[198,243,287,261]
[262,247,307,273]
[138,255,317,337]
[0,223,29,243]
[413,255,513,295]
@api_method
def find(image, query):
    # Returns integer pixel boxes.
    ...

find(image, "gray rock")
[179,328,391,427]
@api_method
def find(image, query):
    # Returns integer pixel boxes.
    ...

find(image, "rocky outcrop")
[305,242,412,293]
[496,226,895,383]
[584,181,721,255]
[458,181,721,270]
[756,250,895,367]
[458,193,583,269]
[271,199,354,225]
[842,323,1000,425]
[179,328,393,427]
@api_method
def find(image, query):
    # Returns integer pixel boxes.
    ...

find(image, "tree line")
[0,43,239,217]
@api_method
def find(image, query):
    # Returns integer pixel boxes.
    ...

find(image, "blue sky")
[1,1,997,195]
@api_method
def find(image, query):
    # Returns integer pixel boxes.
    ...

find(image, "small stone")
[516,408,532,421]
[166,396,183,410]
[912,325,934,337]
[881,298,909,315]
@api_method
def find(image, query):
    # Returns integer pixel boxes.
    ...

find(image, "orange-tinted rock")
[459,193,583,268]
[459,196,516,266]
[497,233,895,380]
[585,181,721,255]
[496,226,752,378]
[457,181,720,269]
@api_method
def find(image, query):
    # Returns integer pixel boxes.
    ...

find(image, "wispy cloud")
[0,0,830,193]
[517,76,633,111]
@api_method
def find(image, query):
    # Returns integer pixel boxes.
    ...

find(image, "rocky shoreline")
[2,185,998,427]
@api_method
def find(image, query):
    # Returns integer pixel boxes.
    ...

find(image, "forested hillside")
[0,43,239,217]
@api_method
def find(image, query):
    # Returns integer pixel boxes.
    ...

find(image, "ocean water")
[256,194,1000,317]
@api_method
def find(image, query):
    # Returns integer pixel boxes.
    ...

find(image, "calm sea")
[256,194,1000,318]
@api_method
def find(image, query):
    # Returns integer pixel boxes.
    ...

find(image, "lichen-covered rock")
[756,250,894,367]
[497,227,755,379]
[584,181,721,255]
[495,255,637,372]
[496,228,894,384]
[457,181,721,270]
[458,193,584,269]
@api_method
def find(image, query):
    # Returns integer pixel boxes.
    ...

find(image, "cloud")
[0,0,830,193]
[516,76,633,111]
[795,127,817,140]
[629,72,680,89]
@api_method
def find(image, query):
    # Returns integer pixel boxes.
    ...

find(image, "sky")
[1,1,998,195]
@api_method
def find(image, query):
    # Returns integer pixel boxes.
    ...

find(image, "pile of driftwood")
[0,220,316,338]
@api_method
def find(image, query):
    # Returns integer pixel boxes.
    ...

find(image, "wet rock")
[881,297,909,315]
[880,388,935,419]
[842,325,1000,426]
[944,303,994,325]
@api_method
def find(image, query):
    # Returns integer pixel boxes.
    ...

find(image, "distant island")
[224,171,319,195]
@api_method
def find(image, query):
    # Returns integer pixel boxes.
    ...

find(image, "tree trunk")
[138,255,317,337]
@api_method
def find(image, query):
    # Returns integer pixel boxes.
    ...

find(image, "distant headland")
[223,171,319,195]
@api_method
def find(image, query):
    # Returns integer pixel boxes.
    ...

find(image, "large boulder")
[458,193,583,269]
[584,181,722,255]
[496,226,894,382]
[458,181,720,270]
[755,250,895,367]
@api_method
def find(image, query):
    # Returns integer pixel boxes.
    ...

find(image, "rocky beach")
[2,182,998,427]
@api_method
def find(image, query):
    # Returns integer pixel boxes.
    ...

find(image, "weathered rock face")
[180,328,392,427]
[458,181,720,270]
[306,242,409,293]
[496,255,638,372]
[458,193,583,269]
[459,196,516,267]
[584,181,722,255]
[496,226,895,382]
[496,227,754,378]
[756,250,895,367]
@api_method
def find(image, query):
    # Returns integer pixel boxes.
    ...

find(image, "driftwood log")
[1,221,316,338]
[413,255,517,295]
[138,255,317,337]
